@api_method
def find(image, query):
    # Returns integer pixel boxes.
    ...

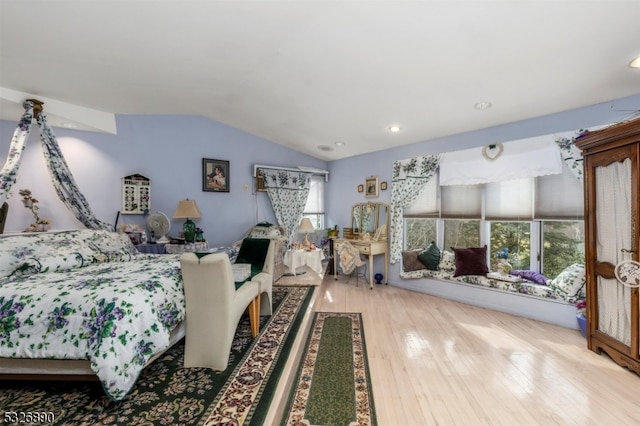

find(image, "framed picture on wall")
[365,176,379,198]
[202,158,230,192]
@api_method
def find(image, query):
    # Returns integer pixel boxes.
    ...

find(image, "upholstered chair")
[180,252,260,371]
[235,238,276,316]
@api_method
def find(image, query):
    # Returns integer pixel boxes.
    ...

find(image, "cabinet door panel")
[594,158,633,344]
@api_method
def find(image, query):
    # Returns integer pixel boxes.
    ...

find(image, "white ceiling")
[1,0,639,161]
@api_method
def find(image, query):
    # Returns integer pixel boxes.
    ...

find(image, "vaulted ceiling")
[1,1,639,160]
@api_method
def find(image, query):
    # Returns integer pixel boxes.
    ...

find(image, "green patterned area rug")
[281,312,377,426]
[0,286,314,426]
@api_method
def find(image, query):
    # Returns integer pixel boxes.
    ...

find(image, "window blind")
[535,162,584,219]
[485,178,534,220]
[304,175,325,214]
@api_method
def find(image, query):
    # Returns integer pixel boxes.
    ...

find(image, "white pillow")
[548,263,586,300]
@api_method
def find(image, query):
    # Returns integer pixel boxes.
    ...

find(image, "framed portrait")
[380,181,388,191]
[202,158,230,192]
[365,176,379,198]
[357,184,364,193]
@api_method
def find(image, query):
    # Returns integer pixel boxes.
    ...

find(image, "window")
[541,221,584,278]
[443,219,480,249]
[404,218,437,250]
[402,160,584,276]
[303,175,325,231]
[489,221,531,270]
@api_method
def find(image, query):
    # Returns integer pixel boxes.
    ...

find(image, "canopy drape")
[0,100,112,230]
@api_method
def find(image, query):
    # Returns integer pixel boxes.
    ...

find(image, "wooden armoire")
[575,116,640,374]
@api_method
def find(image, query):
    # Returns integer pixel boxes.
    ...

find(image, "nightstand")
[165,241,209,254]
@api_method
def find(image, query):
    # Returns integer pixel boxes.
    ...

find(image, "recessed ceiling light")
[334,141,345,147]
[474,101,492,110]
[59,122,79,129]
[630,56,640,68]
[317,145,334,152]
[388,125,401,133]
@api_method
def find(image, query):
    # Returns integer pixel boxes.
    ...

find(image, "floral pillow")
[547,263,586,299]
[511,270,549,285]
[248,225,283,239]
[439,250,456,271]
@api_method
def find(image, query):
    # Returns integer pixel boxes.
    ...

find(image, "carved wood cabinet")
[575,117,640,374]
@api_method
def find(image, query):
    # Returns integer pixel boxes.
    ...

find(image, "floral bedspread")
[0,254,185,401]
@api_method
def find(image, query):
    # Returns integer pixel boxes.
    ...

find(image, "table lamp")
[298,217,315,248]
[173,199,202,243]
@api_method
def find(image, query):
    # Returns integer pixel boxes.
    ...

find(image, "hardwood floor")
[299,271,640,425]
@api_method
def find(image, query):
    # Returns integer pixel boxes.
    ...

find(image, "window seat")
[401,269,561,300]
[399,268,582,330]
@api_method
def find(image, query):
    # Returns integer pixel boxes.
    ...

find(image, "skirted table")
[284,249,324,275]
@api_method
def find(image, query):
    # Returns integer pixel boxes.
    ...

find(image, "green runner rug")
[0,286,314,425]
[281,312,377,426]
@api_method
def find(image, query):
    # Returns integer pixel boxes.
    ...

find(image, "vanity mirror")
[333,201,390,288]
[350,202,389,240]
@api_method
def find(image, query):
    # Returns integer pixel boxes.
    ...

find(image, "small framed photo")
[203,158,229,192]
[380,181,388,191]
[365,176,379,198]
[357,184,364,193]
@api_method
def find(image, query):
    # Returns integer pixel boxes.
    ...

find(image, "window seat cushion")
[399,268,581,302]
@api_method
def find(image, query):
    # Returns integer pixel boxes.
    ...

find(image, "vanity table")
[333,202,389,289]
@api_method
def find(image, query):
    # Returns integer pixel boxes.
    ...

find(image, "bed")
[0,230,185,401]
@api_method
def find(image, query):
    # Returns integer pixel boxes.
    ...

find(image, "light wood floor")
[290,270,640,425]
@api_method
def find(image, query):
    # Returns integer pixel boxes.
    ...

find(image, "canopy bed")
[0,101,185,401]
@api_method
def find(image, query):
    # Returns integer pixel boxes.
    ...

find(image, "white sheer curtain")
[596,159,632,344]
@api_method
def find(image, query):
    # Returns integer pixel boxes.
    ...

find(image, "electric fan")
[146,211,171,244]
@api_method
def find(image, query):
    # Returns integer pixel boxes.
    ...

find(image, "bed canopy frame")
[0,99,112,231]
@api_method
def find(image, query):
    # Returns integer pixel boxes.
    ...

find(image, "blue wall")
[325,93,640,282]
[1,93,639,267]
[0,114,327,246]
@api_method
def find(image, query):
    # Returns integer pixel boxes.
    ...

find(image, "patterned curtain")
[390,155,440,263]
[258,167,312,244]
[0,100,112,230]
[555,131,587,182]
[0,103,34,204]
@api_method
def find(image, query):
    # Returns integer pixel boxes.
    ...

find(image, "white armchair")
[180,252,260,371]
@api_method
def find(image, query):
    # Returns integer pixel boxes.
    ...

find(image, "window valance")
[439,136,563,186]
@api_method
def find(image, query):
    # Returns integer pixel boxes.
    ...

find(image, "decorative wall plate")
[482,143,504,161]
[614,259,640,288]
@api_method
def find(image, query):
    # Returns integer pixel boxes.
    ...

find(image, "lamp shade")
[173,199,202,219]
[298,217,315,233]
